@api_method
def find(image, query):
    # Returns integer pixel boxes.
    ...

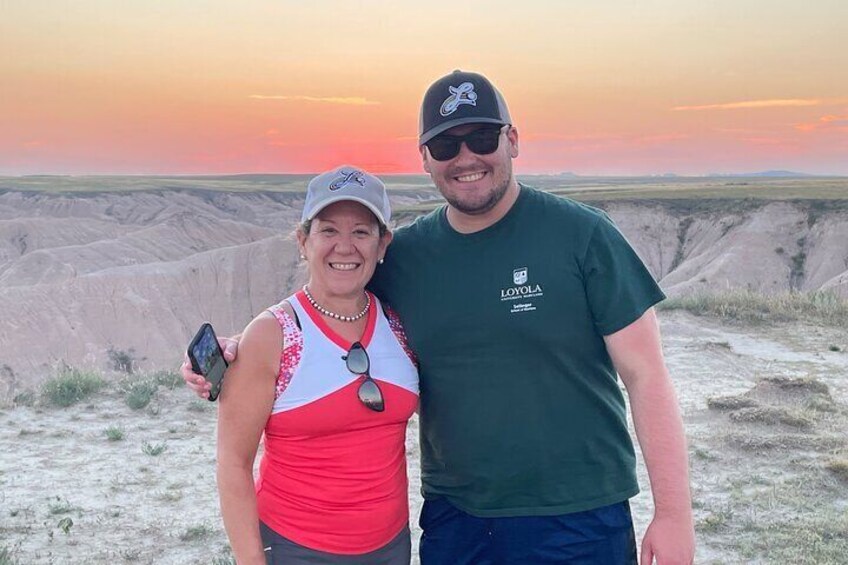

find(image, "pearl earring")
[300,254,306,261]
[378,258,384,264]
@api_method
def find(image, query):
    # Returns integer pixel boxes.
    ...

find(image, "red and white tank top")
[255,290,419,555]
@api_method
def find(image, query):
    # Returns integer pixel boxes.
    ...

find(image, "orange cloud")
[673,99,822,111]
[743,137,792,146]
[795,114,848,132]
[249,95,380,105]
[635,133,690,144]
[524,132,688,146]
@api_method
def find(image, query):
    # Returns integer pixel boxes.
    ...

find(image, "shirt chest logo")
[500,267,544,313]
[513,267,528,285]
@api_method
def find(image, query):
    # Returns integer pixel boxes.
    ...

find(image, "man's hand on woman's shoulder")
[181,336,240,399]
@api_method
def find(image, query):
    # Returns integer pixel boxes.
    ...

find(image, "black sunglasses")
[424,125,507,161]
[343,342,384,412]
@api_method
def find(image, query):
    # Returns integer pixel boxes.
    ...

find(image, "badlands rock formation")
[0,186,846,390]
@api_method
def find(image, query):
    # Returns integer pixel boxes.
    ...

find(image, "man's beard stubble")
[437,166,512,216]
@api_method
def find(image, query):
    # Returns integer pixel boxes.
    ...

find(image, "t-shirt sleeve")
[367,262,389,299]
[581,213,666,336]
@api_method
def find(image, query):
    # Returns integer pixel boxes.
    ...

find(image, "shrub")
[187,400,210,413]
[108,346,139,374]
[124,379,158,410]
[178,523,212,541]
[825,459,848,483]
[104,426,125,442]
[141,441,167,456]
[151,370,183,389]
[12,391,35,407]
[0,546,20,565]
[57,516,73,534]
[48,497,73,515]
[41,368,104,407]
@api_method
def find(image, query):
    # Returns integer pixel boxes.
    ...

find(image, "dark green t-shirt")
[370,185,665,517]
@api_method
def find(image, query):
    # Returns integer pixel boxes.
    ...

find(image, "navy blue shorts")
[419,498,637,565]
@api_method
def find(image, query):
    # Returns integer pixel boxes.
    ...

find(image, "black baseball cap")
[418,70,512,145]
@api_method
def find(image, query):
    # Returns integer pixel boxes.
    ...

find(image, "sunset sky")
[2,1,847,175]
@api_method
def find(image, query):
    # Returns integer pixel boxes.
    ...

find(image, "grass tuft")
[660,290,848,326]
[41,368,105,407]
[758,376,830,395]
[707,395,758,411]
[0,546,20,565]
[119,548,141,561]
[123,379,158,410]
[104,426,125,442]
[178,523,212,541]
[141,441,167,456]
[48,497,73,515]
[187,400,210,413]
[729,406,813,430]
[151,369,184,389]
[12,391,35,407]
[825,459,848,483]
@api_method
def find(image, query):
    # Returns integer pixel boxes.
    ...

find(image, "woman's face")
[297,200,392,300]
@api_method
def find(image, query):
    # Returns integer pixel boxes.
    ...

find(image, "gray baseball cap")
[301,165,392,226]
[419,70,512,145]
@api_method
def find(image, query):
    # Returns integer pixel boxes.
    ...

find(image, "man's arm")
[604,308,695,565]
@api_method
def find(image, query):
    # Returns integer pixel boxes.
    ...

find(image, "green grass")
[141,441,167,456]
[151,369,184,389]
[660,290,848,326]
[41,368,105,407]
[178,523,213,541]
[187,400,211,413]
[825,459,848,483]
[728,406,814,430]
[12,391,35,407]
[48,497,73,515]
[123,379,158,410]
[0,546,20,565]
[4,173,847,201]
[698,473,848,564]
[119,548,141,561]
[104,425,125,442]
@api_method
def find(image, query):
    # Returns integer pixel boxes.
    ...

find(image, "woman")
[212,166,418,564]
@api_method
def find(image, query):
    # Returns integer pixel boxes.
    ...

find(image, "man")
[186,70,695,564]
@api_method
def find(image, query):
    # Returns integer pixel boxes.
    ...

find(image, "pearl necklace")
[302,285,370,322]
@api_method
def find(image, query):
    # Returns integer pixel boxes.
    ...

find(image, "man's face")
[421,123,519,216]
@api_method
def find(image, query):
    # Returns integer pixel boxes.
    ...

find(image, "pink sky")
[2,1,847,176]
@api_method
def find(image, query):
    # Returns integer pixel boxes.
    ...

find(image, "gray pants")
[259,522,411,565]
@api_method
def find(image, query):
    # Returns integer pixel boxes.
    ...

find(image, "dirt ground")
[1,310,846,564]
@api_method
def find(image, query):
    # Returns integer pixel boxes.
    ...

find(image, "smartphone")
[187,323,228,402]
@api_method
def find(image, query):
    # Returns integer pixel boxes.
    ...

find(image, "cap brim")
[419,117,509,145]
[303,195,388,226]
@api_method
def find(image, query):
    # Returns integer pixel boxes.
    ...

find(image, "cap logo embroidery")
[439,82,478,116]
[329,170,366,191]
[513,267,528,285]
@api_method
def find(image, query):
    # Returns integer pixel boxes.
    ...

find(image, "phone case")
[187,322,228,402]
